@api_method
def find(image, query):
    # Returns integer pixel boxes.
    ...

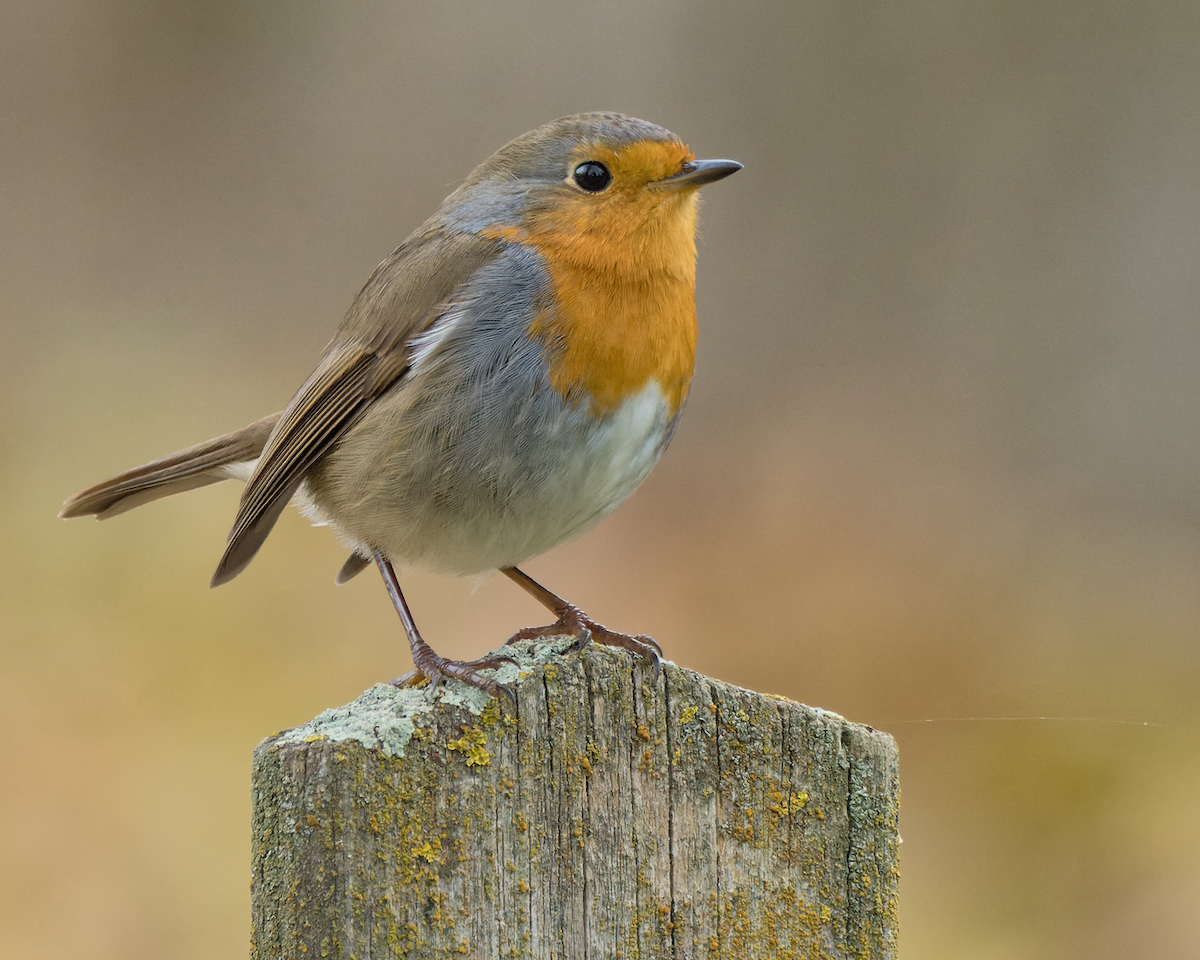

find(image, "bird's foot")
[505,604,662,676]
[390,639,516,704]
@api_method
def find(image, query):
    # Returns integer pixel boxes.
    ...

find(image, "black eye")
[573,161,612,192]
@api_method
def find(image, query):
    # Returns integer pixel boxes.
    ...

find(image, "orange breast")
[485,141,701,417]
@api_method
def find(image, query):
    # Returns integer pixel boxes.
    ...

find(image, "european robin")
[60,112,741,699]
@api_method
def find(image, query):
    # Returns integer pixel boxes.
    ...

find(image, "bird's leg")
[500,566,662,672]
[374,551,514,701]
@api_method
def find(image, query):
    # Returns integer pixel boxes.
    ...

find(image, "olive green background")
[2,2,1198,957]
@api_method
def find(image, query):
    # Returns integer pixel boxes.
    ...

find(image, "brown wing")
[210,228,502,587]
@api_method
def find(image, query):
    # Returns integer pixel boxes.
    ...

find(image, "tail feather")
[60,414,280,520]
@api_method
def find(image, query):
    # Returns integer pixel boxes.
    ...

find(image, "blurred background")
[3,1,1198,957]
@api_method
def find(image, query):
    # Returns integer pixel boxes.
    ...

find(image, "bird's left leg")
[499,566,662,672]
[375,551,515,701]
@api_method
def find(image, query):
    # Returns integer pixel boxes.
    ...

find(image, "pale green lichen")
[271,636,579,757]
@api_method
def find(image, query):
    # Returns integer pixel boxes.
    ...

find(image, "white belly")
[299,379,677,576]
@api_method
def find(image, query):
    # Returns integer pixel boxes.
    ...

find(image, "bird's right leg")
[499,565,662,674]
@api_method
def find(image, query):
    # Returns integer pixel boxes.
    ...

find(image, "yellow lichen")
[446,725,491,767]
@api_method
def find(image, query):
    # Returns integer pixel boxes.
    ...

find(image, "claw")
[409,647,517,703]
[504,601,660,676]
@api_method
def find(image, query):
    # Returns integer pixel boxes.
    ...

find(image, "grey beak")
[654,158,743,190]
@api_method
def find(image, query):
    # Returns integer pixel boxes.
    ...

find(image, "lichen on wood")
[251,637,899,959]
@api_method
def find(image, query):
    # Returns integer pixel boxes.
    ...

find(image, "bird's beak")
[653,158,743,190]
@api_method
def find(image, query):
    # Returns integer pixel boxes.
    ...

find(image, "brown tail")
[59,414,281,521]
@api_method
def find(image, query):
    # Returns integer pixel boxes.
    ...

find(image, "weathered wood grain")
[251,638,899,959]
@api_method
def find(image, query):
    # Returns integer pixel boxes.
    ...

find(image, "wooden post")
[251,639,899,959]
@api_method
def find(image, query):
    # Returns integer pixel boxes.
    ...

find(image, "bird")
[60,112,741,700]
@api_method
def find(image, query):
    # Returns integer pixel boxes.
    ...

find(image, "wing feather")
[210,229,502,586]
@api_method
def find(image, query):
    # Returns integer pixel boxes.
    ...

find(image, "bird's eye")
[573,161,612,192]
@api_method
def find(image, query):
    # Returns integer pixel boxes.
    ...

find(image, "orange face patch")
[577,139,696,194]
[485,139,703,417]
